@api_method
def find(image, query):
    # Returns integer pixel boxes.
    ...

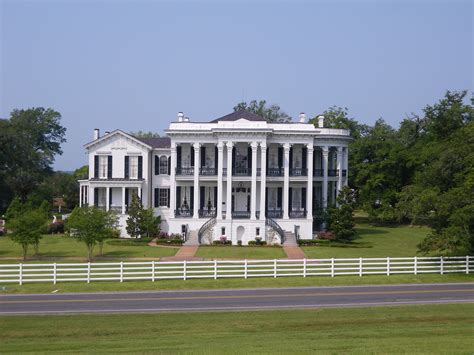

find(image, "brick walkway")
[283,246,306,259]
[160,245,202,261]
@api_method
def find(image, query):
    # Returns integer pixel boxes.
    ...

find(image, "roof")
[210,110,266,123]
[136,137,171,149]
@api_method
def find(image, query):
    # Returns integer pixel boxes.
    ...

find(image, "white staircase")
[283,231,298,246]
[184,230,199,246]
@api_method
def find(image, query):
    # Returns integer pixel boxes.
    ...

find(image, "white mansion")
[79,111,351,245]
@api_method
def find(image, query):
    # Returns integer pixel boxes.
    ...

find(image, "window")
[268,188,278,210]
[99,156,108,179]
[159,156,168,174]
[129,156,138,179]
[221,227,225,236]
[292,188,302,210]
[159,189,169,207]
[256,228,260,236]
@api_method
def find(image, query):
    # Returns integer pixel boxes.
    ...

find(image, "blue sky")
[1,0,472,171]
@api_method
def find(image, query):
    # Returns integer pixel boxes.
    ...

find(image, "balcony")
[175,208,193,217]
[200,167,216,176]
[290,168,308,177]
[314,169,323,177]
[233,167,251,176]
[266,210,283,219]
[289,210,307,218]
[109,206,124,213]
[176,167,194,176]
[232,211,250,219]
[267,167,284,177]
[198,209,216,218]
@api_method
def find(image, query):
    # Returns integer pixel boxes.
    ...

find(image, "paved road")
[0,283,473,315]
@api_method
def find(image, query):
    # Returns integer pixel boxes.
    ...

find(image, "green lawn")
[1,304,473,353]
[0,235,177,260]
[196,245,286,259]
[303,223,430,258]
[1,273,472,294]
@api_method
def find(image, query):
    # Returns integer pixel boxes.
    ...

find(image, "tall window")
[99,156,108,179]
[268,188,278,210]
[159,156,168,174]
[292,189,302,210]
[129,156,138,179]
[159,189,169,207]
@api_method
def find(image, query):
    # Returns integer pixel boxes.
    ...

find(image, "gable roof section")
[210,110,266,123]
[84,129,152,150]
[137,137,171,149]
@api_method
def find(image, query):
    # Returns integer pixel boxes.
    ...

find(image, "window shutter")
[167,156,171,175]
[107,156,112,178]
[138,156,143,179]
[125,188,129,207]
[214,146,218,170]
[247,146,252,170]
[289,187,293,212]
[302,187,307,212]
[166,189,170,208]
[109,189,112,206]
[277,187,282,209]
[278,147,283,168]
[176,186,181,209]
[247,195,250,212]
[94,188,99,206]
[124,156,130,179]
[154,188,159,208]
[177,146,182,168]
[200,186,205,210]
[265,187,268,212]
[201,146,206,168]
[266,149,269,170]
[190,146,195,167]
[94,156,99,178]
[190,186,194,211]
[289,147,293,171]
[154,156,159,175]
[302,147,307,170]
[214,186,217,209]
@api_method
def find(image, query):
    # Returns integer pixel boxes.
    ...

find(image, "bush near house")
[155,232,184,246]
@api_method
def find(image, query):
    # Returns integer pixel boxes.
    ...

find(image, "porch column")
[121,187,126,214]
[337,146,343,196]
[283,143,290,219]
[250,142,258,220]
[79,186,83,207]
[217,142,224,219]
[226,141,233,219]
[322,146,329,208]
[169,143,177,218]
[193,143,200,219]
[106,187,110,211]
[259,143,267,220]
[344,147,349,186]
[307,143,314,220]
[137,186,142,200]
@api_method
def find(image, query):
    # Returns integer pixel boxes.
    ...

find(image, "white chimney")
[177,112,184,122]
[299,112,306,123]
[105,131,110,135]
[184,116,190,122]
[317,115,325,128]
[94,128,100,140]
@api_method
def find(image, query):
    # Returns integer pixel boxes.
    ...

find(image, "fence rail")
[0,256,471,285]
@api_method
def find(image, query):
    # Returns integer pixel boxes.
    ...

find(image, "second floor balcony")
[200,167,216,176]
[290,168,308,177]
[176,167,194,176]
[267,167,284,177]
[175,208,193,217]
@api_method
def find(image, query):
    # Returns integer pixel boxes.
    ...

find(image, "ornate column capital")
[225,141,233,149]
[251,142,259,150]
[283,142,291,151]
[259,142,267,150]
[322,145,329,155]
[217,141,224,150]
[193,142,201,150]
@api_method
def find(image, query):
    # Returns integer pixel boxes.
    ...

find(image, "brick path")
[283,245,307,259]
[160,245,202,261]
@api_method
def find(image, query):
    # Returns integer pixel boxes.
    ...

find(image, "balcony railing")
[175,208,193,217]
[290,168,308,176]
[328,169,337,176]
[232,211,251,219]
[266,210,283,219]
[233,167,251,176]
[289,210,307,218]
[200,167,216,176]
[267,167,284,177]
[176,167,194,176]
[314,169,323,177]
[109,206,123,213]
[198,209,216,218]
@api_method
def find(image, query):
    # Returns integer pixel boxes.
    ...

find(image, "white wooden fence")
[0,256,471,285]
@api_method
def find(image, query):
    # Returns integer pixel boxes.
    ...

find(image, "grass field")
[1,273,472,294]
[1,304,472,353]
[0,235,177,260]
[196,245,286,259]
[303,223,429,258]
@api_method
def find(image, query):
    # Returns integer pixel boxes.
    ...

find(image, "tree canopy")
[233,100,292,122]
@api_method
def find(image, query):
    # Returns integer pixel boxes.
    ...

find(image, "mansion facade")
[79,110,351,245]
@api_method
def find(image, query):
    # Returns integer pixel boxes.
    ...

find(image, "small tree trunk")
[87,245,94,262]
[22,244,28,261]
[98,240,104,256]
[34,241,39,256]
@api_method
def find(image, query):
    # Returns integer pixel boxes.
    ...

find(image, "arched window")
[159,156,168,174]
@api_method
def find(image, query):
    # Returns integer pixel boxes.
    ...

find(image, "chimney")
[299,112,306,123]
[184,116,190,122]
[94,128,100,140]
[105,131,110,135]
[317,115,325,128]
[177,112,184,122]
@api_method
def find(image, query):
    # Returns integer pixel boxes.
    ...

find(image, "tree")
[233,100,291,122]
[126,193,161,238]
[126,193,142,238]
[0,108,66,203]
[309,106,369,139]
[7,208,47,260]
[140,208,161,238]
[66,206,118,261]
[327,187,357,242]
[130,131,161,139]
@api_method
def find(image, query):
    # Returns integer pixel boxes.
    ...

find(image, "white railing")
[0,256,471,285]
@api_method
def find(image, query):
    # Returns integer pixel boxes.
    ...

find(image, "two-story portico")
[79,110,351,243]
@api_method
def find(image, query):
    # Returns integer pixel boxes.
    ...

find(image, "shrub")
[237,240,242,246]
[248,240,267,246]
[48,220,65,234]
[212,240,232,245]
[317,231,336,240]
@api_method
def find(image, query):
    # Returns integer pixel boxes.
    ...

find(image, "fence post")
[359,257,363,277]
[53,263,57,284]
[331,258,335,277]
[467,255,470,275]
[19,263,23,285]
[440,256,444,275]
[87,262,91,283]
[152,261,155,282]
[274,259,277,278]
[303,259,307,278]
[387,257,390,276]
[120,261,124,282]
[183,261,187,280]
[244,259,248,279]
[214,260,217,280]
[414,256,417,275]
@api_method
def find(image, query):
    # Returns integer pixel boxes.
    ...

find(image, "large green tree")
[233,100,291,122]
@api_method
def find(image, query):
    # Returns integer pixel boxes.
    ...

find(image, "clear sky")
[1,0,472,171]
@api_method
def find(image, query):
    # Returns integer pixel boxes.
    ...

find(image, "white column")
[250,142,258,220]
[137,186,142,200]
[259,143,267,220]
[79,186,83,207]
[344,147,349,186]
[217,142,224,220]
[121,187,126,214]
[322,146,329,208]
[226,142,233,219]
[283,143,290,219]
[106,187,110,211]
[307,143,314,220]
[169,143,177,218]
[337,146,343,195]
[193,143,200,219]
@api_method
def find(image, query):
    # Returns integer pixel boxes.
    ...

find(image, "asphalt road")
[1,283,473,315]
